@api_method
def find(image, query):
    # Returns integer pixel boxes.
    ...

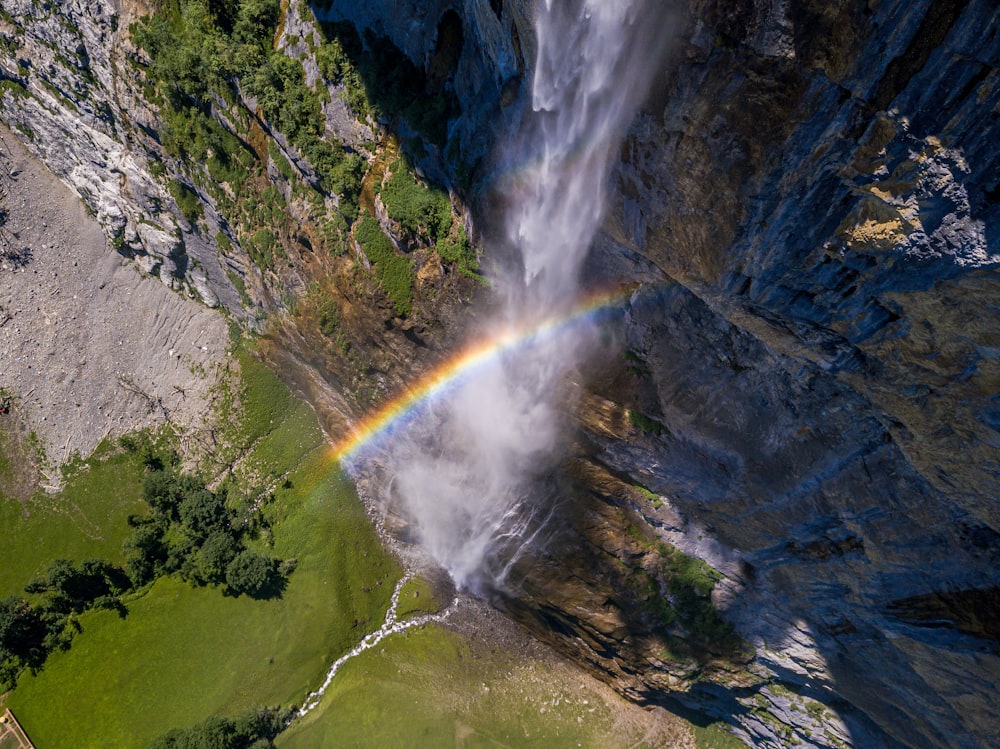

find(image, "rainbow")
[331,287,631,465]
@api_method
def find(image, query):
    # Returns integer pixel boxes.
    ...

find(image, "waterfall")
[381,0,669,592]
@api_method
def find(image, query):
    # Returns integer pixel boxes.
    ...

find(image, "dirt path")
[0,124,227,484]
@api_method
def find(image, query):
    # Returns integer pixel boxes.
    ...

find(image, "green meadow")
[5,452,398,748]
[0,441,147,597]
[0,349,400,747]
[0,348,707,748]
[279,621,674,749]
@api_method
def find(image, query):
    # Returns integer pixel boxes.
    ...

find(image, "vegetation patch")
[167,179,202,224]
[394,576,441,620]
[624,524,742,661]
[130,0,366,269]
[8,394,400,747]
[436,222,481,278]
[0,437,150,598]
[634,483,664,509]
[654,540,741,658]
[379,157,452,245]
[122,465,289,598]
[692,721,747,749]
[151,707,290,749]
[355,214,412,315]
[628,409,669,437]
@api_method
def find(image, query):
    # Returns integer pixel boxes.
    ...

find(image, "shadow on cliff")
[308,3,465,172]
[485,452,752,701]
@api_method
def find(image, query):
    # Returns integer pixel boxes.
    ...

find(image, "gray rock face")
[311,0,532,176]
[350,0,1000,746]
[0,0,242,309]
[579,0,1000,746]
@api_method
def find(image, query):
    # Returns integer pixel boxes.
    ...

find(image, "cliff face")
[0,0,240,308]
[590,0,1000,746]
[300,1,1000,745]
[2,0,999,748]
[416,0,997,746]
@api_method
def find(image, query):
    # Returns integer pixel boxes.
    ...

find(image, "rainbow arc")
[331,288,629,464]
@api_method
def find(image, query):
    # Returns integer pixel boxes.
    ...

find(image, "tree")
[225,550,273,597]
[124,521,169,585]
[197,531,239,583]
[0,596,44,660]
[149,706,288,749]
[143,470,184,516]
[179,488,230,539]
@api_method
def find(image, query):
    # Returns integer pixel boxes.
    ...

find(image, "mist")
[372,0,672,592]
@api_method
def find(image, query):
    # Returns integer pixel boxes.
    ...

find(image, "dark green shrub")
[225,550,274,598]
[0,596,45,660]
[628,410,667,437]
[435,224,479,277]
[355,215,412,315]
[315,296,340,337]
[179,488,231,540]
[168,179,203,224]
[381,158,452,244]
[150,706,290,749]
[196,531,239,583]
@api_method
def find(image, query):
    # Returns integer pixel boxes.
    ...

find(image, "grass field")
[0,441,147,597]
[278,621,687,749]
[0,346,717,749]
[5,447,400,748]
[1,347,402,748]
[692,722,747,749]
[394,575,441,620]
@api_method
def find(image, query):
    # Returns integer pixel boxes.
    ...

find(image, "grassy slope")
[0,350,717,749]
[279,623,661,749]
[0,442,147,596]
[693,723,749,749]
[2,349,402,748]
[6,444,399,749]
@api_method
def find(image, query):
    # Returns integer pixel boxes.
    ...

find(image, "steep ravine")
[1,1,998,748]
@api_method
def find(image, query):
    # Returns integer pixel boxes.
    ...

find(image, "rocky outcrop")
[0,0,242,308]
[310,0,532,177]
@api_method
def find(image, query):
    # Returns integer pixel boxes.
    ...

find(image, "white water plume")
[381,0,670,592]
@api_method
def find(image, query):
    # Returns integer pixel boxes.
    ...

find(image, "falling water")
[378,0,669,592]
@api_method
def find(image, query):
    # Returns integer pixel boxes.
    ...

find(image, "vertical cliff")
[582,0,1000,746]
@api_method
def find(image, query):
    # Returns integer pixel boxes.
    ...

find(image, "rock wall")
[0,0,240,309]
[345,0,1000,746]
[580,0,1000,746]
